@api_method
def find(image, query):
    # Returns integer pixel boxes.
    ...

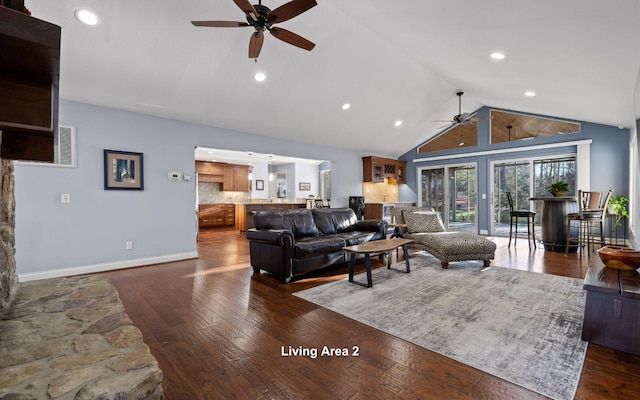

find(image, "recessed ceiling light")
[341,103,351,111]
[394,120,403,127]
[74,9,98,26]
[524,91,536,97]
[254,72,266,82]
[490,52,506,60]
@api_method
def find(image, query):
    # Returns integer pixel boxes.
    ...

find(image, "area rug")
[294,255,588,400]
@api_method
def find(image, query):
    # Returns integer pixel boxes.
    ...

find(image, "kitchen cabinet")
[198,174,223,183]
[223,165,250,191]
[199,204,235,227]
[362,156,407,183]
[196,161,250,191]
[196,161,225,175]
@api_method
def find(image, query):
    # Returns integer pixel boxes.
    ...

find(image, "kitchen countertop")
[199,201,306,205]
[364,201,416,204]
[236,201,307,205]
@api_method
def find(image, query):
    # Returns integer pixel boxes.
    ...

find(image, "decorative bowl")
[597,246,640,271]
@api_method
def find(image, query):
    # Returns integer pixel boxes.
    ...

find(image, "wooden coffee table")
[343,238,413,288]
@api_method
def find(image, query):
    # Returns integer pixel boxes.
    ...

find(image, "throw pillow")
[402,210,446,233]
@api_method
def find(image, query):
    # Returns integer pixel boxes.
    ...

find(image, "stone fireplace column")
[0,158,16,308]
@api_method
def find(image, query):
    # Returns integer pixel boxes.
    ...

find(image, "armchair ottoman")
[392,206,496,269]
[406,231,496,269]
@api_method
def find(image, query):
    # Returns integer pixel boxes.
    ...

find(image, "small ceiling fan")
[434,90,492,128]
[191,0,317,59]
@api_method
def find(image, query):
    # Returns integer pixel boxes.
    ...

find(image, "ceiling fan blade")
[191,21,250,27]
[438,123,454,129]
[248,31,264,59]
[268,0,317,24]
[459,112,471,121]
[461,121,474,127]
[433,120,454,123]
[269,27,315,51]
[233,0,258,19]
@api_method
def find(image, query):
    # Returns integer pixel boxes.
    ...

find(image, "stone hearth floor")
[0,274,163,399]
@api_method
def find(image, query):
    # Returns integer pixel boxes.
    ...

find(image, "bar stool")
[565,190,612,257]
[506,191,536,249]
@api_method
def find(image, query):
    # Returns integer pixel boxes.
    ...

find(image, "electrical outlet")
[61,193,71,203]
[126,241,133,250]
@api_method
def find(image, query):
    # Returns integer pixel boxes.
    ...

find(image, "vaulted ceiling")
[26,0,640,158]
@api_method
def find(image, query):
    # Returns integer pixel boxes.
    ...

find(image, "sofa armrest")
[246,228,295,247]
[353,219,388,235]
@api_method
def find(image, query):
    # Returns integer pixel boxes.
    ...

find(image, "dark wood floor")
[106,229,640,399]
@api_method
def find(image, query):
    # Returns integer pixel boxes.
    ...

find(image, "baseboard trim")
[17,251,199,282]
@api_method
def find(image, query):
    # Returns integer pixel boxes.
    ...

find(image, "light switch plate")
[61,193,71,203]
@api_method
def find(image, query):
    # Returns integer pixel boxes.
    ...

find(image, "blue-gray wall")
[14,100,365,280]
[14,101,636,280]
[398,107,631,234]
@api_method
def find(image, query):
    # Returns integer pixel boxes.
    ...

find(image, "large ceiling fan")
[435,90,492,128]
[191,0,317,59]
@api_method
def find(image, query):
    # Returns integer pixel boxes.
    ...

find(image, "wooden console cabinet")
[364,202,415,222]
[582,256,640,356]
[362,156,407,184]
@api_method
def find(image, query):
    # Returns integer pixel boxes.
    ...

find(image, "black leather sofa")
[247,208,388,282]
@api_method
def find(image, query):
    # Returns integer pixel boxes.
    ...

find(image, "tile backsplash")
[198,182,251,204]
[363,181,399,203]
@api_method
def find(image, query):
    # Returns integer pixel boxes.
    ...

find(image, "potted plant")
[547,181,570,197]
[608,195,629,226]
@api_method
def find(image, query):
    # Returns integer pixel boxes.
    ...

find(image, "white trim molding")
[413,139,593,163]
[17,251,198,282]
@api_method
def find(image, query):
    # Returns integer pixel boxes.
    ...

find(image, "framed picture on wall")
[104,150,144,190]
[256,180,264,190]
[299,182,311,191]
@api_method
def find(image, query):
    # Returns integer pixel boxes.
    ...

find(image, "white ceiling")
[26,0,640,159]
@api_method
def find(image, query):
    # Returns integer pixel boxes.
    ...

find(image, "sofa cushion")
[254,209,319,238]
[312,208,358,234]
[402,210,445,233]
[392,206,435,225]
[294,235,346,258]
[337,231,376,246]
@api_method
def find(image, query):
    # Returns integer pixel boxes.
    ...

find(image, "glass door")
[492,161,532,236]
[420,168,444,216]
[449,166,477,231]
[490,156,575,236]
[420,164,477,232]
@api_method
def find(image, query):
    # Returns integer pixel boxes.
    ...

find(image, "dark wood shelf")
[0,6,60,161]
